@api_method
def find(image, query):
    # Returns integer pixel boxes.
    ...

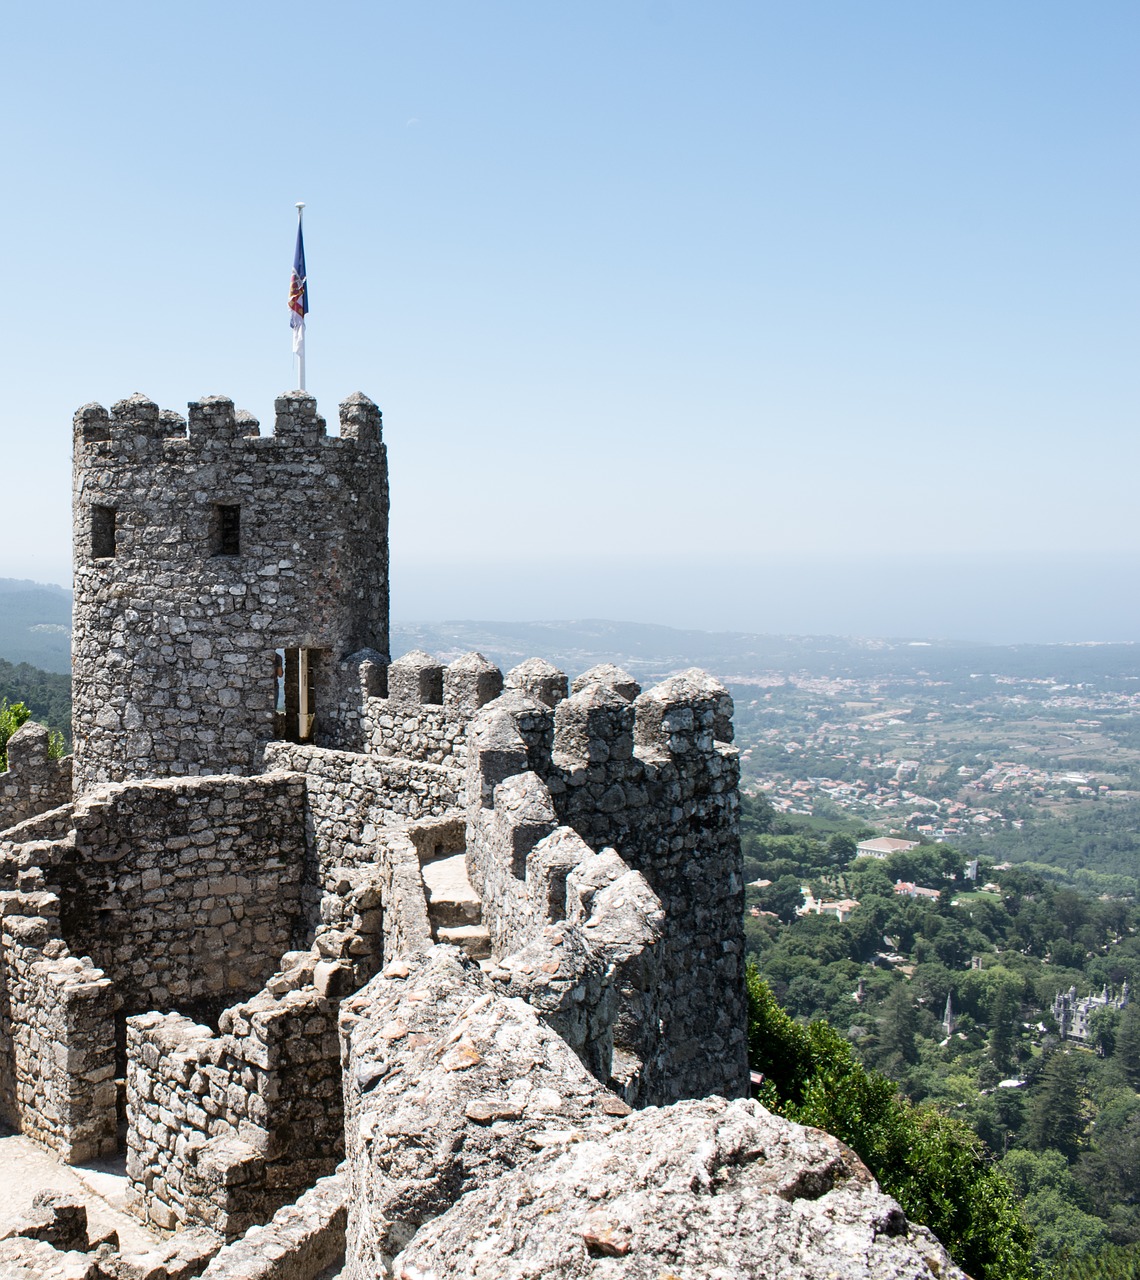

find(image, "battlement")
[73,390,383,457]
[464,662,736,792]
[462,663,745,1103]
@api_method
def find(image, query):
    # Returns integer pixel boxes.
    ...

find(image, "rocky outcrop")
[339,948,965,1280]
[391,1095,966,1280]
[339,947,633,1278]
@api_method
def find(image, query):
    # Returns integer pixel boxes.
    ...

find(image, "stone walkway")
[0,1130,347,1277]
[0,1130,161,1255]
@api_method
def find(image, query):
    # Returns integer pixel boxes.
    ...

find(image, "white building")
[855,837,920,860]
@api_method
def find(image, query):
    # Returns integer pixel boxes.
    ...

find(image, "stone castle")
[0,391,964,1279]
[1053,982,1131,1043]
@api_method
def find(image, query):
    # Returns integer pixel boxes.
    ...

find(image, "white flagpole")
[294,202,306,392]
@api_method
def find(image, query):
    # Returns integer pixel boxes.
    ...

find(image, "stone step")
[422,852,482,929]
[435,925,492,961]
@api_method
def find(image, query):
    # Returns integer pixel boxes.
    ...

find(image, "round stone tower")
[71,390,389,790]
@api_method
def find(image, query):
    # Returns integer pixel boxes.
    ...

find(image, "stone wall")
[199,1171,346,1280]
[361,649,503,767]
[263,742,460,858]
[261,741,461,949]
[0,722,72,833]
[125,940,358,1238]
[464,665,748,1105]
[465,769,623,960]
[0,803,76,850]
[59,772,307,1019]
[0,902,117,1163]
[463,767,665,1100]
[71,391,389,789]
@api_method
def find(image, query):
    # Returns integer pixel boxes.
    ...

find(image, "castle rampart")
[59,772,308,1023]
[463,664,747,1103]
[0,902,117,1164]
[71,391,389,790]
[0,387,759,1278]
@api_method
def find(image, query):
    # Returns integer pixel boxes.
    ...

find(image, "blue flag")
[289,222,308,329]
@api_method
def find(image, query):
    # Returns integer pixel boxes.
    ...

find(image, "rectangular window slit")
[91,506,116,559]
[213,505,241,557]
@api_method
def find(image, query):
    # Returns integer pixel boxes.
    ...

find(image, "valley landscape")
[4,578,1140,1274]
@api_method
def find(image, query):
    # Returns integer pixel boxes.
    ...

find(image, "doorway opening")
[275,647,318,742]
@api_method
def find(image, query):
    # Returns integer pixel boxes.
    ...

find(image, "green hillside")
[0,579,71,673]
[0,658,71,741]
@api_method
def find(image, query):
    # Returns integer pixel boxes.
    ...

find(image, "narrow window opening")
[275,647,318,742]
[91,506,116,559]
[212,504,241,556]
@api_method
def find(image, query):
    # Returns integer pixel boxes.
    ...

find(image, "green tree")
[1077,1106,1140,1245]
[1088,1006,1123,1059]
[1052,1242,1140,1279]
[1024,1052,1085,1161]
[827,832,857,865]
[1116,1005,1140,1090]
[756,875,804,925]
[745,964,1033,1280]
[878,982,920,1067]
[1000,1148,1108,1262]
[1055,889,1091,941]
[989,985,1018,1076]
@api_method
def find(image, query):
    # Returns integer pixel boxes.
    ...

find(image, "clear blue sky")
[2,3,1137,640]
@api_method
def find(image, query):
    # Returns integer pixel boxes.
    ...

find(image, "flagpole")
[295,202,306,392]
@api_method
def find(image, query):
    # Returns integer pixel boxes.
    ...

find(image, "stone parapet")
[0,722,72,833]
[463,667,747,1104]
[61,772,307,1020]
[199,1171,346,1279]
[125,929,367,1239]
[0,906,117,1164]
[361,650,504,768]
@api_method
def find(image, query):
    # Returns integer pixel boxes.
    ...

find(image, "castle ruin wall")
[0,381,758,1272]
[0,903,117,1164]
[464,667,748,1104]
[1,802,76,849]
[0,722,72,832]
[263,742,460,857]
[59,772,307,1021]
[360,649,503,767]
[198,1170,347,1280]
[125,934,367,1239]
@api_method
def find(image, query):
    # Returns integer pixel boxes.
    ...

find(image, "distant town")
[731,663,1140,841]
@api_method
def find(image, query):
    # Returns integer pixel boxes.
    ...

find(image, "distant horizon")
[2,6,1137,628]
[5,549,1140,650]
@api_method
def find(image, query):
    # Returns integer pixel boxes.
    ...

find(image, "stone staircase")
[421,852,491,960]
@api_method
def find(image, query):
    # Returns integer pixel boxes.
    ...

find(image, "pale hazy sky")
[2,3,1137,639]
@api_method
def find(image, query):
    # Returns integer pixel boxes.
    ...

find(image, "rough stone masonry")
[0,391,962,1280]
